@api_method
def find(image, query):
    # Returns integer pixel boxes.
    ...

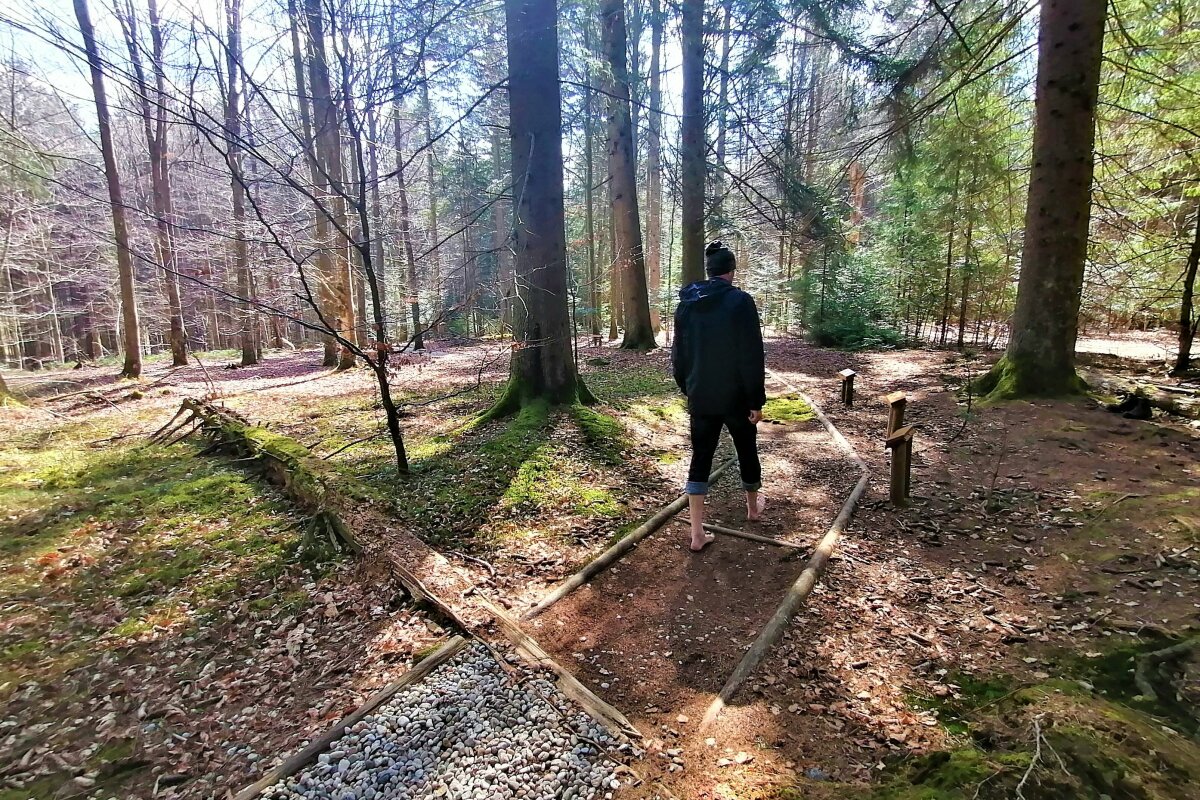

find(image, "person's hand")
[748,409,763,425]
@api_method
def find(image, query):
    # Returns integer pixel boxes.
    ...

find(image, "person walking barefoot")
[671,241,767,552]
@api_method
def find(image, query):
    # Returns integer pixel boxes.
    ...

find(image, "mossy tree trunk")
[976,0,1105,399]
[600,0,655,351]
[493,0,586,415]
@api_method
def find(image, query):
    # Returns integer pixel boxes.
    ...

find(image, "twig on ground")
[984,425,1009,513]
[1015,715,1045,800]
[321,429,386,459]
[950,361,974,442]
[449,550,497,578]
[1089,492,1143,520]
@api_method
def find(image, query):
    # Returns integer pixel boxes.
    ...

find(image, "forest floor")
[1,336,1198,800]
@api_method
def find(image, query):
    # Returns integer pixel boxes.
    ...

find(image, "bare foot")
[689,533,716,552]
[747,494,767,521]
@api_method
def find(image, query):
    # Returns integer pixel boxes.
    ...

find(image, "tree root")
[1134,637,1199,703]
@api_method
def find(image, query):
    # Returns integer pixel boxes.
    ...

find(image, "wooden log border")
[700,370,871,729]
[480,598,642,740]
[675,518,807,550]
[233,636,468,800]
[521,457,737,620]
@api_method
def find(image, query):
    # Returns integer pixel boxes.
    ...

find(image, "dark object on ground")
[1122,396,1153,420]
[1106,394,1139,414]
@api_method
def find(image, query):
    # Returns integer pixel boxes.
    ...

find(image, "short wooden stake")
[885,424,915,506]
[886,391,907,438]
[839,369,857,406]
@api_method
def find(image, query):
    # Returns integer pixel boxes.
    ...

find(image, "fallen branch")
[1015,715,1045,800]
[1134,637,1199,702]
[156,398,360,555]
[676,518,807,550]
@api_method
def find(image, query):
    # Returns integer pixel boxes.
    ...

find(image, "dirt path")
[511,367,863,798]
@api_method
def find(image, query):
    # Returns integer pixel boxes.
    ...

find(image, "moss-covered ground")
[258,357,683,554]
[0,413,331,797]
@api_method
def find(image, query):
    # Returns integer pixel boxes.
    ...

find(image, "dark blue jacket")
[671,279,766,416]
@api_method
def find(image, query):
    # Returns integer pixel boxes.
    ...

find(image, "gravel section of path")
[260,642,628,800]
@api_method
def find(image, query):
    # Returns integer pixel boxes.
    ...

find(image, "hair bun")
[705,241,724,255]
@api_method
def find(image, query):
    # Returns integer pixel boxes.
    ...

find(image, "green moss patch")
[763,394,816,423]
[580,364,677,405]
[0,438,317,685]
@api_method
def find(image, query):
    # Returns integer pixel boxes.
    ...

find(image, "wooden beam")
[701,470,870,730]
[885,425,915,507]
[839,368,857,406]
[480,597,642,740]
[522,458,736,620]
[885,391,907,437]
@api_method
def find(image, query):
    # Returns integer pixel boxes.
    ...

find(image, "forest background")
[0,0,1194,394]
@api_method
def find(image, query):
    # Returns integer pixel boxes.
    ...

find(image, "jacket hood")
[678,278,736,308]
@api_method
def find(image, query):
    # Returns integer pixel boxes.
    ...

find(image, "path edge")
[700,369,871,730]
[232,635,469,800]
[521,457,737,620]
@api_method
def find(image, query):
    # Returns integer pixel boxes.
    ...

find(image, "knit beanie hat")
[705,241,736,276]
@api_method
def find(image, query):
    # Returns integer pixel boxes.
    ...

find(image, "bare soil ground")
[2,335,1198,800]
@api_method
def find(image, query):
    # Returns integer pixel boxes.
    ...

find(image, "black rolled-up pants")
[685,412,762,495]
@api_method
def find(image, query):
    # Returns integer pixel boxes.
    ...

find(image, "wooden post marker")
[886,391,907,438]
[839,369,857,406]
[885,425,915,506]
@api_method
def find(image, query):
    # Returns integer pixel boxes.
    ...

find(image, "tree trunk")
[709,0,732,239]
[491,126,513,337]
[367,109,390,339]
[224,0,258,367]
[493,0,583,413]
[118,0,187,366]
[422,66,442,330]
[305,0,355,370]
[1173,201,1200,375]
[804,42,825,186]
[957,195,974,350]
[977,0,1105,398]
[388,32,424,352]
[601,0,655,351]
[74,0,140,378]
[645,0,663,333]
[679,0,705,286]
[940,169,958,346]
[583,42,601,342]
[288,0,338,366]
